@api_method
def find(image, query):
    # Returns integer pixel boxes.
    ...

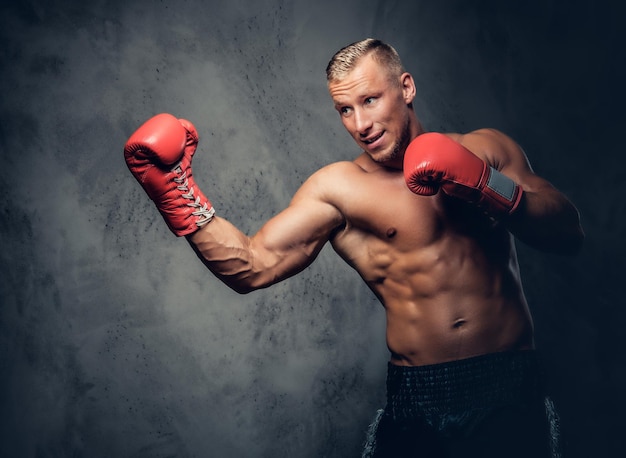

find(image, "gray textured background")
[1,0,624,457]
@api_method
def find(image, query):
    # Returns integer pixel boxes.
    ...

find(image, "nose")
[353,108,372,136]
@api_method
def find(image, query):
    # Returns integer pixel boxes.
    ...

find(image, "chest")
[330,169,503,261]
[338,172,444,247]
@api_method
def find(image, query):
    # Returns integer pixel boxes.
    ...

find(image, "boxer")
[124,38,583,457]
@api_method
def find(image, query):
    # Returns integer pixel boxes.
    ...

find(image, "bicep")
[249,188,344,284]
[466,128,582,234]
[189,163,350,291]
[466,128,554,193]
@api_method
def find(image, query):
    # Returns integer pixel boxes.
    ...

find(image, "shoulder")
[304,160,366,185]
[303,153,384,185]
[294,155,397,210]
[292,160,365,203]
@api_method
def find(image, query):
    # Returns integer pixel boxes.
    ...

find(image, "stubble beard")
[372,117,412,166]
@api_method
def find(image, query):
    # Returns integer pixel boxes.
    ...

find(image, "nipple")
[386,227,397,238]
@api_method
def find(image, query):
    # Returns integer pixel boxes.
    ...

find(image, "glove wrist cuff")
[163,161,215,237]
[479,167,523,218]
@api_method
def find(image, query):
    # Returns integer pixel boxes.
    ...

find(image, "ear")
[400,72,416,104]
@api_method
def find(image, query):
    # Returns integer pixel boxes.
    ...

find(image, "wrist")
[477,167,523,218]
[165,159,215,236]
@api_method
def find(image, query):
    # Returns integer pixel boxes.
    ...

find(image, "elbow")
[228,282,257,295]
[220,272,275,295]
[563,207,586,255]
[541,226,585,256]
[216,274,258,295]
[564,208,586,255]
[517,225,585,255]
[563,226,585,255]
[557,216,585,255]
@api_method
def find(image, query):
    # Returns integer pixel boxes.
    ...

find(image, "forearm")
[506,189,584,254]
[124,113,334,293]
[187,217,276,294]
[403,129,584,255]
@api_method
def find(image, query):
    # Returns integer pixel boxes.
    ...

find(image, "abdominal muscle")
[370,237,535,366]
[332,205,535,367]
[382,285,534,366]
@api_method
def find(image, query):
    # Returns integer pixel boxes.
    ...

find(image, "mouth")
[362,131,384,146]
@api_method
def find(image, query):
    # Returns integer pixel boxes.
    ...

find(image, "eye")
[364,97,376,105]
[339,106,352,116]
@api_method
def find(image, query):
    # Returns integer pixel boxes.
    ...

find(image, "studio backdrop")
[1,0,623,457]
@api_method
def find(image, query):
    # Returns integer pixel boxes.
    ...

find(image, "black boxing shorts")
[362,350,561,458]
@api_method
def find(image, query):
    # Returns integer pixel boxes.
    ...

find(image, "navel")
[452,319,467,329]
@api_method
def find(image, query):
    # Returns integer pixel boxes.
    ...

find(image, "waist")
[384,297,534,366]
[386,350,545,420]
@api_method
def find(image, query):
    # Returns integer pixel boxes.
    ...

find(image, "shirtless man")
[124,39,584,457]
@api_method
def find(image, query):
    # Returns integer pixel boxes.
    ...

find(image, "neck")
[385,116,423,170]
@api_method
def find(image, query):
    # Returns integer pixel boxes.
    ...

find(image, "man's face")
[328,54,415,168]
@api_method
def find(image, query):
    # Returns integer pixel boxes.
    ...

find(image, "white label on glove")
[487,167,516,201]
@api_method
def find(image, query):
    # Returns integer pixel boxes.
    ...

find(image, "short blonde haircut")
[326,38,405,85]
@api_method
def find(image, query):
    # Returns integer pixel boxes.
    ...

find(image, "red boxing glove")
[403,133,523,217]
[124,113,215,236]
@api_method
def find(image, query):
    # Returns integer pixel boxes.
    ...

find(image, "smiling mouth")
[363,131,384,145]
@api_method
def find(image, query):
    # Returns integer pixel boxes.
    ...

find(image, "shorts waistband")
[386,350,545,419]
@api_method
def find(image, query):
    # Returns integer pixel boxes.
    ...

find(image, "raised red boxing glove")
[403,132,523,217]
[124,113,215,236]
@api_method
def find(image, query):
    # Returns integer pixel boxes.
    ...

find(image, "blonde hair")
[326,38,405,85]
